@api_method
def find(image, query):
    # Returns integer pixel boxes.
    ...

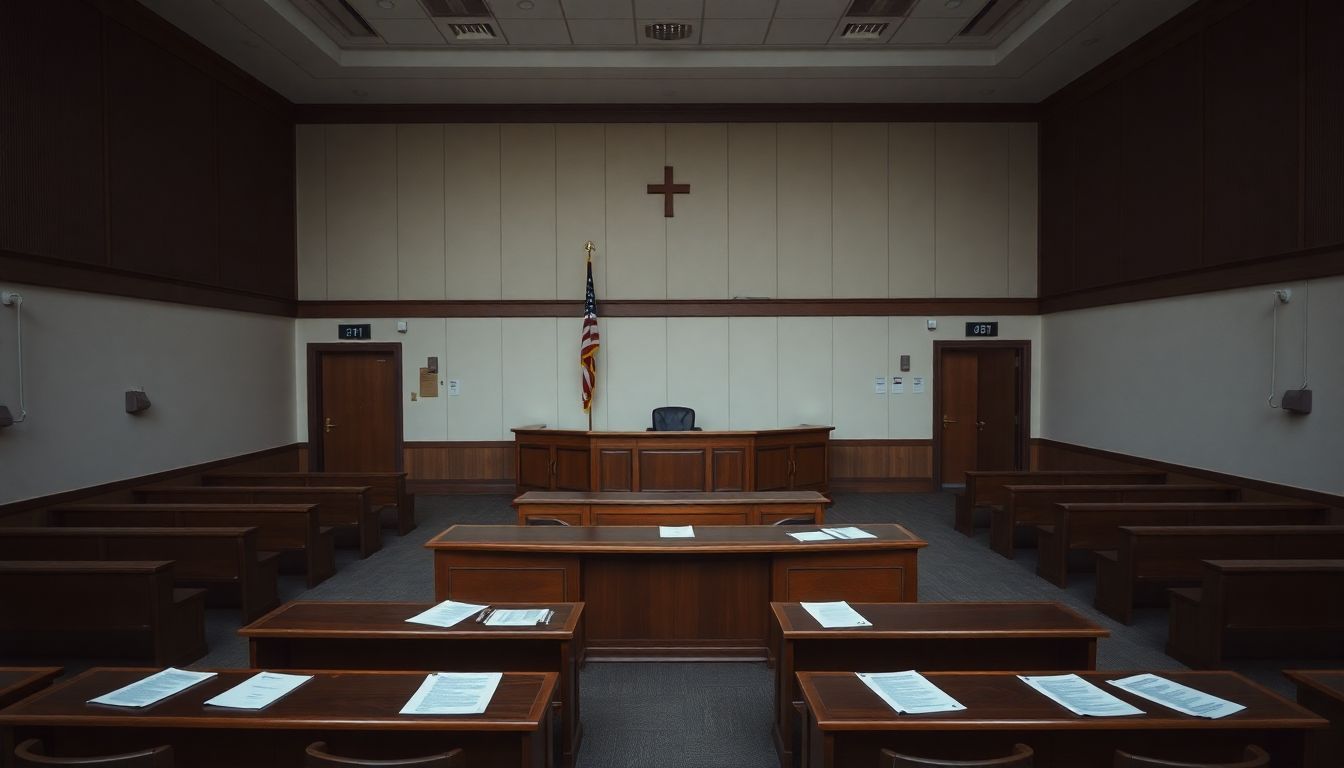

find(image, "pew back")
[203,472,413,534]
[956,470,1165,534]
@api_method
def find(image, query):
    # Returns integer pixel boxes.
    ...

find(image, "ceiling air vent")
[644,22,694,41]
[844,0,915,16]
[959,0,1027,37]
[421,0,491,16]
[446,22,498,40]
[840,22,889,40]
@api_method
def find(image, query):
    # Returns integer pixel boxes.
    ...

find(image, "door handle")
[941,416,957,428]
[976,420,986,431]
[550,460,557,476]
[324,417,337,433]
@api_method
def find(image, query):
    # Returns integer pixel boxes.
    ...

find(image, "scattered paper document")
[485,608,553,626]
[205,672,312,710]
[858,671,966,714]
[788,531,836,542]
[821,527,877,540]
[801,601,872,628]
[659,525,695,538]
[1019,674,1144,717]
[1107,674,1245,719]
[405,600,489,628]
[88,668,217,708]
[400,672,502,715]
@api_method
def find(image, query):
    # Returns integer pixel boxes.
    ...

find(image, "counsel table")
[798,670,1324,768]
[513,491,829,526]
[0,668,556,768]
[427,524,924,661]
[0,667,62,768]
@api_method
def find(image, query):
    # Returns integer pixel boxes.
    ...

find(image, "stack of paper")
[821,527,877,539]
[205,672,312,710]
[405,600,489,628]
[1019,674,1144,717]
[659,525,695,538]
[858,671,966,714]
[88,668,217,708]
[485,608,553,626]
[1107,674,1245,719]
[401,672,502,715]
[787,531,835,542]
[800,601,872,628]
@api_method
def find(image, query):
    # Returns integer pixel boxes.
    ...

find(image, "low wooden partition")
[513,425,833,494]
[514,491,828,526]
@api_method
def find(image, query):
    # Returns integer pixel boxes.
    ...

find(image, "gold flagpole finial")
[584,241,595,261]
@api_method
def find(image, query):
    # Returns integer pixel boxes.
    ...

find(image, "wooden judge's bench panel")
[513,426,833,494]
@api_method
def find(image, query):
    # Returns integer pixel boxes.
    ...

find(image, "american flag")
[580,255,600,412]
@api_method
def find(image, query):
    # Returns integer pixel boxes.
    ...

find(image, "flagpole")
[585,241,595,434]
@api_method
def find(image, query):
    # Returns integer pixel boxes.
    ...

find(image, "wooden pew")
[49,504,335,587]
[135,485,379,558]
[1167,559,1344,669]
[991,484,1241,558]
[0,526,281,622]
[1035,501,1332,587]
[1095,524,1344,623]
[0,561,206,666]
[1284,670,1344,768]
[955,470,1166,535]
[203,471,415,535]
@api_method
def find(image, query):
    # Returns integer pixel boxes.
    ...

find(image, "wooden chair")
[526,517,571,526]
[1113,745,1269,767]
[772,516,815,526]
[14,739,174,767]
[304,742,463,767]
[881,743,1033,767]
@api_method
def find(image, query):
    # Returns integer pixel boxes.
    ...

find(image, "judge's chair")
[881,744,1034,767]
[649,406,700,431]
[14,740,174,767]
[1113,746,1269,768]
[305,742,464,767]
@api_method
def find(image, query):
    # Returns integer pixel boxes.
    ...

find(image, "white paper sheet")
[87,668,217,708]
[204,672,312,710]
[400,672,503,715]
[800,601,872,628]
[1019,674,1144,717]
[821,527,877,540]
[485,608,553,626]
[659,526,695,538]
[1107,674,1246,719]
[405,600,489,628]
[788,531,836,542]
[857,671,966,714]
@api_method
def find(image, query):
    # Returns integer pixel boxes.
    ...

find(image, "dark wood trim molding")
[298,297,1040,319]
[830,478,935,493]
[0,443,303,518]
[305,343,405,473]
[295,102,1039,125]
[931,340,1032,488]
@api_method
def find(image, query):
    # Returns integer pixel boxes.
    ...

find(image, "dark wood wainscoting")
[828,440,933,493]
[404,442,516,494]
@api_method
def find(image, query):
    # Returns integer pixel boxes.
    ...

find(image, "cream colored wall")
[0,284,296,505]
[294,314,1041,441]
[296,122,1038,301]
[1042,277,1344,495]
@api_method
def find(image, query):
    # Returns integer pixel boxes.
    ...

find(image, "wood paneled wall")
[0,0,295,315]
[1039,0,1344,311]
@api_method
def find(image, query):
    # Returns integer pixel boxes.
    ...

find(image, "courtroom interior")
[0,0,1342,766]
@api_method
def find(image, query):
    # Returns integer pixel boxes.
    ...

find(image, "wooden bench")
[203,471,414,535]
[514,490,828,526]
[1095,524,1344,623]
[955,470,1166,535]
[135,485,379,558]
[1035,501,1332,587]
[991,484,1242,559]
[0,526,281,622]
[48,504,335,587]
[0,561,206,666]
[1167,559,1344,669]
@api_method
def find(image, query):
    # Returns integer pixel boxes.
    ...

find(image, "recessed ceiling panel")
[485,0,566,19]
[568,19,637,44]
[701,18,770,44]
[765,18,838,44]
[890,16,963,44]
[347,0,430,20]
[560,0,634,19]
[370,18,449,43]
[773,0,848,20]
[497,17,573,44]
[909,0,989,19]
[703,0,776,19]
[634,0,704,19]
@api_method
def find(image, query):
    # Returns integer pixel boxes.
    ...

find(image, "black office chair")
[881,744,1034,767]
[305,742,464,767]
[649,406,700,431]
[1113,746,1269,768]
[15,740,175,767]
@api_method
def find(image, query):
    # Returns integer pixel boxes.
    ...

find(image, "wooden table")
[427,524,925,661]
[798,670,1325,768]
[1285,670,1344,768]
[239,601,583,767]
[770,602,1109,768]
[0,668,556,768]
[513,491,828,526]
[0,667,61,768]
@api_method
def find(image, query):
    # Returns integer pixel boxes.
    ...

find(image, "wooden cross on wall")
[647,166,690,217]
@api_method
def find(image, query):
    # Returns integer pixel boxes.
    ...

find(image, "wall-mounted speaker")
[1281,389,1312,415]
[125,391,152,415]
[0,405,12,428]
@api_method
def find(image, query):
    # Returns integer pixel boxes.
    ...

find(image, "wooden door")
[313,348,400,472]
[975,348,1020,471]
[939,350,979,488]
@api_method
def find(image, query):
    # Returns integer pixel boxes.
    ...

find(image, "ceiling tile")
[485,0,566,19]
[567,19,637,44]
[909,0,990,19]
[347,0,429,20]
[634,0,704,18]
[701,18,769,44]
[889,16,963,44]
[636,18,701,44]
[703,0,776,19]
[560,0,634,19]
[370,18,448,44]
[497,18,573,44]
[765,18,837,43]
[772,0,848,19]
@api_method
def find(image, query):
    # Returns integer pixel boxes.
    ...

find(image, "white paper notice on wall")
[873,377,887,395]
[891,377,904,394]
[912,377,925,394]
[447,379,461,396]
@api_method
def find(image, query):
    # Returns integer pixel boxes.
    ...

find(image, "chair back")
[15,740,174,767]
[772,517,815,526]
[526,517,571,526]
[881,744,1034,767]
[305,742,464,767]
[651,406,696,431]
[1114,746,1269,768]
